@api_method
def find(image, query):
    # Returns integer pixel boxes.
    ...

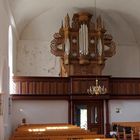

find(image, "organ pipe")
[79,24,89,55]
[79,25,83,54]
[97,37,103,56]
[85,24,88,55]
[82,24,84,54]
[65,37,70,55]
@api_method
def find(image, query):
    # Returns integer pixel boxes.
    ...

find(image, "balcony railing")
[12,76,140,98]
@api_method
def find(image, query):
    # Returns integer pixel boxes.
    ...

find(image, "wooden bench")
[11,123,106,140]
[112,122,140,140]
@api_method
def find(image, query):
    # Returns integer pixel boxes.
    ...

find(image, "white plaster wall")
[12,31,17,75]
[16,40,60,76]
[0,0,12,139]
[16,7,140,77]
[1,61,12,140]
[0,104,4,140]
[103,44,140,77]
[11,100,68,132]
[12,100,140,133]
[109,100,140,123]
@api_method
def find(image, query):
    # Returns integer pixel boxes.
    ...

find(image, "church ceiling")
[8,0,140,46]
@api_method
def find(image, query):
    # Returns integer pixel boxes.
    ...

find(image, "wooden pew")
[11,135,105,140]
[112,122,140,140]
[11,123,106,140]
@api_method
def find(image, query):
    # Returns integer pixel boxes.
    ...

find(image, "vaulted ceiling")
[8,0,140,46]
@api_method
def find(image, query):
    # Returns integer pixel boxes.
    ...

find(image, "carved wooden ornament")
[50,12,116,76]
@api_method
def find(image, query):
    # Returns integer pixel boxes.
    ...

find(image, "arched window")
[8,25,13,94]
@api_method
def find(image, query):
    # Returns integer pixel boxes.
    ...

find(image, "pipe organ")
[50,12,116,76]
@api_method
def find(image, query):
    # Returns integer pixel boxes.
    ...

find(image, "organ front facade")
[50,12,116,76]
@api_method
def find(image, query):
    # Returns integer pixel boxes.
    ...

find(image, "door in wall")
[73,101,104,134]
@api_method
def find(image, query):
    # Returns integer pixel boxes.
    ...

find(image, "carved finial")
[65,13,70,28]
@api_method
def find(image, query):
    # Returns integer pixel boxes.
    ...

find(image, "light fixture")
[87,79,107,95]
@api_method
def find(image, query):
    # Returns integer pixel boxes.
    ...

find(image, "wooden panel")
[12,76,140,98]
[70,76,110,95]
[13,76,69,95]
[110,78,140,96]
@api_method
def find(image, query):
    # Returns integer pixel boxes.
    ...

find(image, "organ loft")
[50,12,116,77]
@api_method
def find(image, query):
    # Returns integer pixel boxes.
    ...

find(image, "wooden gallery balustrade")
[12,76,140,99]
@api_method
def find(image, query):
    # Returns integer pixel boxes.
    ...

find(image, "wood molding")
[110,95,140,100]
[11,95,70,100]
